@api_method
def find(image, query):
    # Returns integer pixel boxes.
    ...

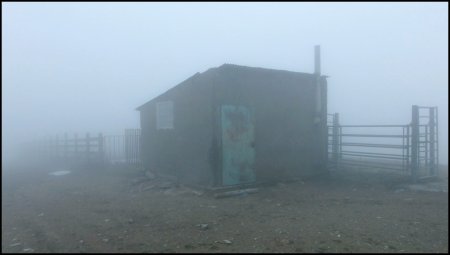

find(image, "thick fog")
[2,2,448,164]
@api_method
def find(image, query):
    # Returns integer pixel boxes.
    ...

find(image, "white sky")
[2,2,448,163]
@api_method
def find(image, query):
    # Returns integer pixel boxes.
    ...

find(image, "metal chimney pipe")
[314,45,321,75]
[314,45,322,124]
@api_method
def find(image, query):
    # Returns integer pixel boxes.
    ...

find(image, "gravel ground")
[2,163,448,253]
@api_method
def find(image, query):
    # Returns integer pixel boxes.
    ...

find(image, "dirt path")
[2,164,448,253]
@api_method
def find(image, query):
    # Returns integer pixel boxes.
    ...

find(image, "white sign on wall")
[156,101,174,129]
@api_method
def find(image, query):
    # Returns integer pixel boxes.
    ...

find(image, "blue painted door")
[221,105,255,186]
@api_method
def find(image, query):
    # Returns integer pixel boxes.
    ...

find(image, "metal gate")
[103,129,141,166]
[328,105,438,181]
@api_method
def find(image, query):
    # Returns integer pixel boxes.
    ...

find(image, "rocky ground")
[2,163,448,253]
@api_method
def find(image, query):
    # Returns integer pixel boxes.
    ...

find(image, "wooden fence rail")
[40,132,104,165]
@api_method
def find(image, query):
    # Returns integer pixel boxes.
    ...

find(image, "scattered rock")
[277,183,287,188]
[222,240,232,244]
[209,245,219,250]
[141,185,155,191]
[131,177,148,186]
[23,248,34,252]
[163,188,175,195]
[184,244,195,249]
[275,229,283,234]
[37,213,44,217]
[190,189,204,196]
[159,182,174,189]
[145,171,156,180]
[102,238,109,243]
[280,239,294,245]
[48,170,71,176]
[214,188,259,199]
[9,242,21,247]
[196,224,209,230]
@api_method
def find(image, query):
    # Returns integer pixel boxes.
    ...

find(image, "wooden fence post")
[74,133,78,161]
[137,129,141,166]
[125,129,129,164]
[44,136,49,162]
[134,129,137,165]
[132,129,135,165]
[55,134,60,162]
[48,136,53,161]
[64,132,68,165]
[98,133,104,164]
[86,132,90,164]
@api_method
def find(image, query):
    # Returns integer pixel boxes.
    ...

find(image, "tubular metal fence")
[328,105,439,182]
